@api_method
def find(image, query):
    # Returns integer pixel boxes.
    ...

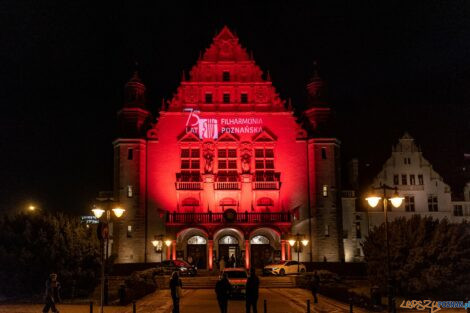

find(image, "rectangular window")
[255,160,264,169]
[405,196,415,212]
[322,185,328,197]
[181,160,190,169]
[190,160,200,169]
[418,174,424,185]
[181,149,190,158]
[180,147,200,180]
[241,93,248,103]
[404,158,407,164]
[255,149,264,158]
[265,149,274,158]
[321,147,327,160]
[401,174,407,185]
[410,175,415,185]
[191,149,200,158]
[223,93,230,103]
[222,71,230,82]
[228,160,237,169]
[393,175,399,185]
[127,225,132,238]
[454,205,463,216]
[127,185,133,198]
[325,225,330,237]
[428,195,438,212]
[205,93,213,104]
[127,148,133,160]
[408,158,411,164]
[254,147,275,178]
[217,148,237,173]
[355,222,361,239]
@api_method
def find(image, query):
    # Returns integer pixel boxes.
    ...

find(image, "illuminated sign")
[80,216,99,224]
[184,109,263,139]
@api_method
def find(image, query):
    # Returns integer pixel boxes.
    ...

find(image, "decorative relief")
[240,141,253,173]
[203,141,215,173]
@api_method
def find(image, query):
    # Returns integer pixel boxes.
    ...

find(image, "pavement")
[0,289,466,313]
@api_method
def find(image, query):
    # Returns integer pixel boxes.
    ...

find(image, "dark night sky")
[1,1,469,214]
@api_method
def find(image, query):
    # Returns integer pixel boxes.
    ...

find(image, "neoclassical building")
[112,26,344,268]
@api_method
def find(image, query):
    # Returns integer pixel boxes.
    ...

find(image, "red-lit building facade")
[113,27,344,268]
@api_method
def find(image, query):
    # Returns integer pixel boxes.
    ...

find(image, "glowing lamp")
[301,239,309,246]
[151,240,158,247]
[288,239,296,247]
[165,240,172,247]
[390,194,404,208]
[112,207,125,218]
[92,208,105,219]
[366,196,381,208]
[28,205,36,212]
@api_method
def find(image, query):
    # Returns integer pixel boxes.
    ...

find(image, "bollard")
[349,298,353,313]
[264,299,267,313]
[89,301,93,313]
[133,300,136,313]
[307,299,311,313]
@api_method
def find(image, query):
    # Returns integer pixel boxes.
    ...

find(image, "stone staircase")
[180,276,296,289]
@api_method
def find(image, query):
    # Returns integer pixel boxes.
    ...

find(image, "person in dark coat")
[169,271,183,313]
[230,254,236,268]
[42,273,61,313]
[215,273,231,313]
[245,268,260,313]
[310,271,320,303]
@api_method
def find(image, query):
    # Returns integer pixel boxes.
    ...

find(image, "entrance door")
[250,244,273,268]
[187,244,207,269]
[218,235,240,267]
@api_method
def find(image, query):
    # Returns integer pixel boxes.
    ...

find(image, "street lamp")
[28,205,36,212]
[92,204,125,313]
[365,184,403,313]
[288,233,309,273]
[152,235,164,262]
[164,239,172,260]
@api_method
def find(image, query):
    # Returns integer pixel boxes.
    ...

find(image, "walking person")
[42,273,61,313]
[310,271,320,303]
[215,273,231,313]
[245,268,260,313]
[169,271,183,313]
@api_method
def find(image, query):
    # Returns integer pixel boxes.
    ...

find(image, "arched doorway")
[187,235,207,269]
[250,235,273,268]
[218,235,240,266]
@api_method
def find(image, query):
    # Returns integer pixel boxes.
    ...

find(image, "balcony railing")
[253,181,280,190]
[166,212,292,224]
[175,181,203,190]
[215,181,241,190]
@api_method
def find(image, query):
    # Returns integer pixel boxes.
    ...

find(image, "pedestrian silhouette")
[42,273,61,313]
[215,273,231,313]
[311,271,320,303]
[245,268,260,313]
[230,254,236,268]
[169,271,183,313]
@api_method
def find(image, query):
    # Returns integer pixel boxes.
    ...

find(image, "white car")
[263,260,306,276]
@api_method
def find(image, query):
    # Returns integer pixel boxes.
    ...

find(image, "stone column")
[203,174,215,211]
[172,240,176,260]
[245,239,250,269]
[281,240,286,261]
[287,243,292,260]
[208,239,214,270]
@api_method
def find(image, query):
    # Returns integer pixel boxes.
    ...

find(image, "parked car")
[222,268,248,298]
[158,260,197,276]
[263,260,306,276]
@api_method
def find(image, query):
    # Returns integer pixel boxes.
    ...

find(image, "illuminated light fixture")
[151,240,158,247]
[301,239,309,247]
[112,207,125,218]
[366,196,381,208]
[288,239,296,247]
[165,240,172,247]
[389,193,404,208]
[28,205,36,212]
[92,208,105,219]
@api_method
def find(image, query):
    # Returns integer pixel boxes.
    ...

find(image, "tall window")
[241,93,248,103]
[223,93,230,103]
[401,174,407,185]
[393,175,399,185]
[222,71,230,82]
[128,148,133,160]
[355,222,361,239]
[324,224,330,237]
[255,147,275,181]
[127,185,133,198]
[205,93,213,103]
[454,205,463,216]
[418,174,424,185]
[321,147,327,160]
[127,225,132,238]
[218,148,237,181]
[410,174,416,185]
[405,196,415,212]
[322,185,328,197]
[428,195,438,212]
[180,147,200,181]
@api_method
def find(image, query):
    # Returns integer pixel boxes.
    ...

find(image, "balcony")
[166,212,292,225]
[175,181,203,190]
[215,181,241,190]
[253,181,280,190]
[252,172,281,190]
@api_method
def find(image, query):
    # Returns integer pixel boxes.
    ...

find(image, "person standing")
[169,271,183,313]
[215,273,231,313]
[42,273,61,313]
[230,254,236,268]
[310,271,320,303]
[245,268,260,313]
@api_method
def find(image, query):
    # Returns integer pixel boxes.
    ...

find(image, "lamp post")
[92,205,125,313]
[366,184,403,313]
[151,235,164,262]
[288,233,309,273]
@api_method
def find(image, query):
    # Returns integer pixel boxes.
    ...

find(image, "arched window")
[250,235,270,245]
[218,235,238,245]
[187,235,207,245]
[257,197,273,206]
[220,198,237,207]
[182,197,199,206]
